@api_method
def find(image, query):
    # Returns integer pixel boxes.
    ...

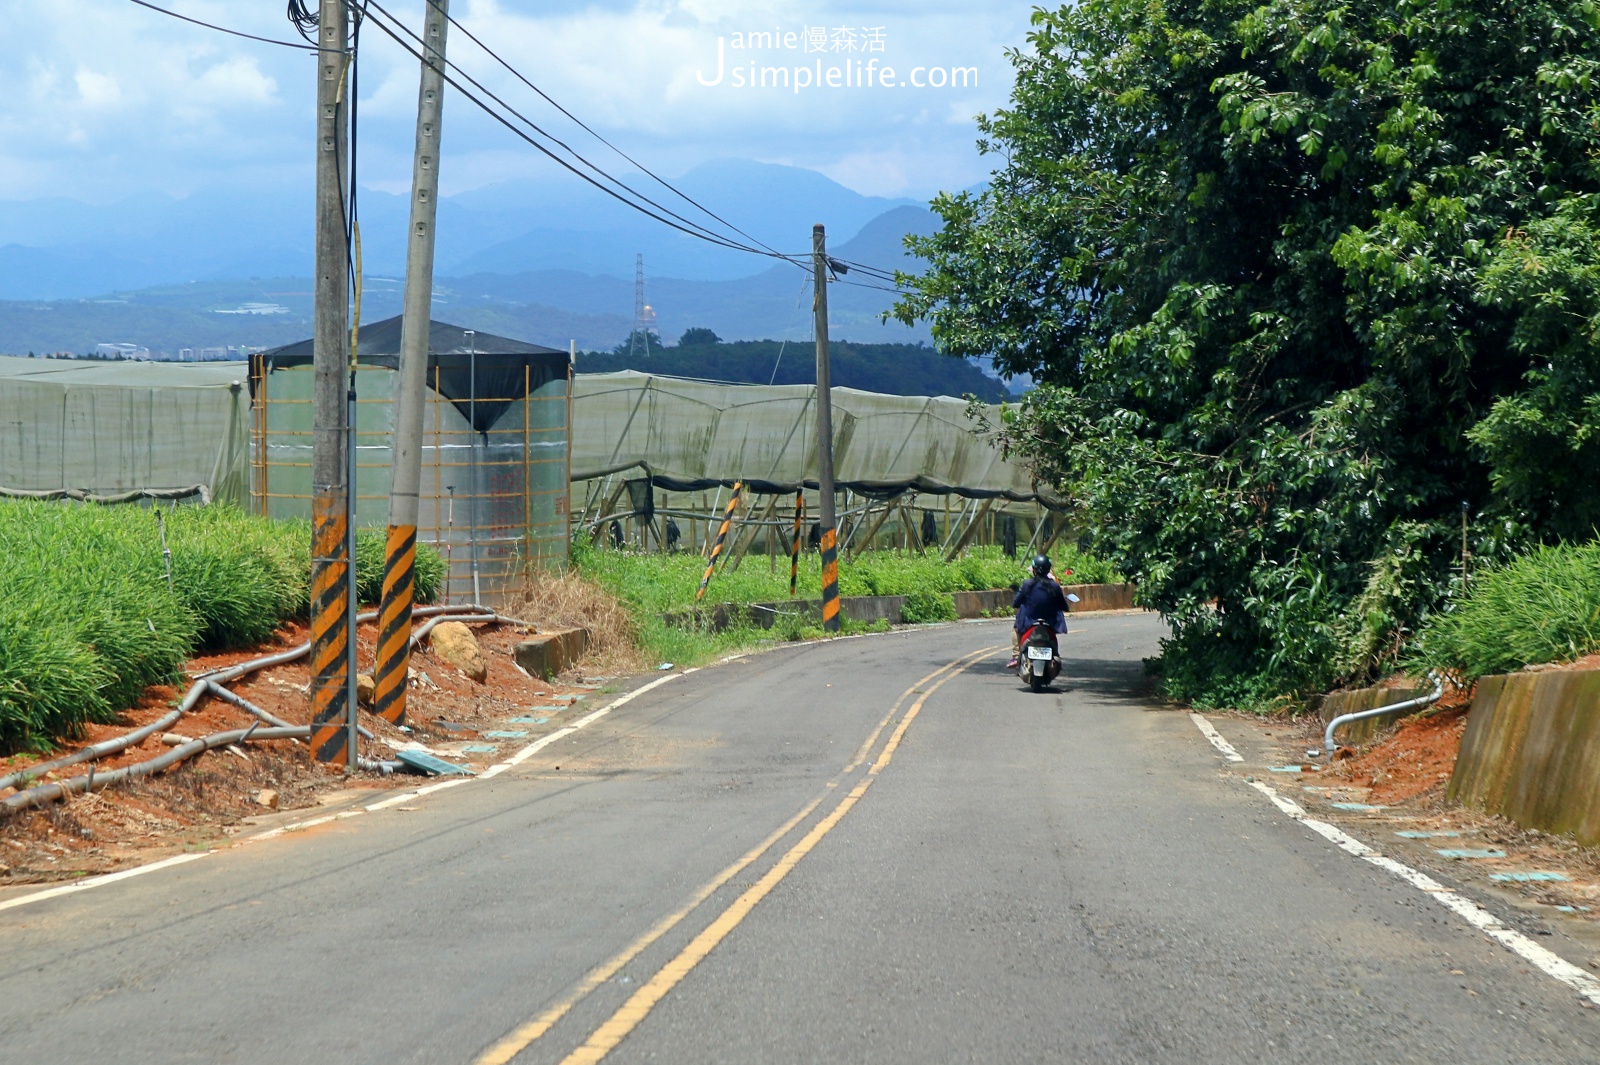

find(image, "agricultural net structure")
[0,344,1065,578]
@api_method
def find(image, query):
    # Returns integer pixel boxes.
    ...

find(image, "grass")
[0,500,443,754]
[561,540,1119,668]
[572,541,1119,616]
[1409,542,1600,681]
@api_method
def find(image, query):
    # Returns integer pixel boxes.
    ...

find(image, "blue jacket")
[1013,577,1068,634]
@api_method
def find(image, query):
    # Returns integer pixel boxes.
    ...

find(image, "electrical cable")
[356,0,802,263]
[425,0,801,268]
[286,0,319,43]
[124,0,318,49]
[768,273,813,385]
[126,0,917,291]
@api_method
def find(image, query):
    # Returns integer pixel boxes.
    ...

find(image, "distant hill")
[0,200,946,355]
[578,337,1006,402]
[0,160,923,300]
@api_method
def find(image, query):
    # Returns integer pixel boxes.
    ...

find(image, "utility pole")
[309,0,352,766]
[374,0,449,726]
[813,224,840,633]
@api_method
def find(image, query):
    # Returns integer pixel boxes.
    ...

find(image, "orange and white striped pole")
[696,482,742,602]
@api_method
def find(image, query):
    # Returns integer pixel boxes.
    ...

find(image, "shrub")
[901,589,958,624]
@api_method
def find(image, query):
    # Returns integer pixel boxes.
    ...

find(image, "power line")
[358,0,802,264]
[429,0,799,267]
[124,0,318,49]
[125,0,919,286]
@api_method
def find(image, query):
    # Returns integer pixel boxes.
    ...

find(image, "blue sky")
[1,1,1033,205]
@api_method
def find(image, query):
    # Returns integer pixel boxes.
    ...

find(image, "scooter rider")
[1008,555,1070,668]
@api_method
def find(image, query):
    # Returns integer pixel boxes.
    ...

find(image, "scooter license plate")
[1026,647,1053,661]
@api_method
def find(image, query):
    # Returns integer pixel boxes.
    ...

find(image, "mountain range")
[0,160,953,356]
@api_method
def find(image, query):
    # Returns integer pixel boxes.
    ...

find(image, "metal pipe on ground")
[1323,672,1445,756]
[408,610,535,649]
[0,604,499,800]
[206,681,374,742]
[1,726,310,815]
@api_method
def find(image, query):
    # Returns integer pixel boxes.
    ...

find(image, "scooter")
[1016,593,1079,693]
[1017,620,1060,692]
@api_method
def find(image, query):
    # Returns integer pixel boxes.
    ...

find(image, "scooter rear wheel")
[1028,671,1045,693]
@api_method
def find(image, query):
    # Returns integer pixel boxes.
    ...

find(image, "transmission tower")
[629,253,654,358]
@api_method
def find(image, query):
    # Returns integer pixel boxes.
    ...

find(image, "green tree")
[898,0,1600,705]
[677,327,721,346]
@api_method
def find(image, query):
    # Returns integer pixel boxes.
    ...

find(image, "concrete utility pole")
[374,0,450,726]
[813,224,840,633]
[309,0,353,765]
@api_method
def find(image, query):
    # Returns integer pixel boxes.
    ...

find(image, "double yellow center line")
[474,644,1000,1065]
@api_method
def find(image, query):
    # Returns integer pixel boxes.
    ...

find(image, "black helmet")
[1031,554,1052,578]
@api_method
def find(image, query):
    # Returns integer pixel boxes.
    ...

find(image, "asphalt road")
[1,615,1596,1064]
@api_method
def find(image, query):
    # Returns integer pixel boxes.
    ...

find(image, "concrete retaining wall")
[514,627,591,680]
[1448,668,1600,845]
[1313,685,1427,747]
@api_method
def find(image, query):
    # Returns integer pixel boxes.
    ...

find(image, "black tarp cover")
[260,316,569,432]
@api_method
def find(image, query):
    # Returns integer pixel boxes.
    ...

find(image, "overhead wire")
[356,0,805,265]
[123,0,918,291]
[124,0,318,49]
[426,0,801,268]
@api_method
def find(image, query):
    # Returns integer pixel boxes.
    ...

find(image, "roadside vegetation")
[572,541,1118,615]
[897,0,1600,708]
[0,501,443,754]
[1409,544,1600,682]
[559,540,1119,669]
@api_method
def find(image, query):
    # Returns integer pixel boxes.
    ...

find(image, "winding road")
[1,614,1595,1063]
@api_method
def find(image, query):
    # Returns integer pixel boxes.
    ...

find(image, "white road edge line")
[1189,712,1244,762]
[0,669,699,916]
[0,852,209,914]
[1189,713,1600,1007]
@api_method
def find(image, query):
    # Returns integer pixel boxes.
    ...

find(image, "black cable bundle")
[286,0,318,42]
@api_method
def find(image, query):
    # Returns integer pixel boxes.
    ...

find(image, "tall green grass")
[0,501,443,753]
[1409,543,1600,680]
[573,541,1119,617]
[568,541,1116,668]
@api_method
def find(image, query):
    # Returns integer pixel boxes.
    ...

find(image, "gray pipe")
[409,610,535,649]
[206,681,374,741]
[1,726,309,814]
[0,682,208,794]
[1,604,497,799]
[1323,672,1444,755]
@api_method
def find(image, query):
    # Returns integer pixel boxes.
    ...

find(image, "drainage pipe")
[0,604,498,796]
[408,611,535,650]
[1,725,309,814]
[0,681,209,794]
[1323,672,1445,756]
[205,681,374,741]
[188,603,491,682]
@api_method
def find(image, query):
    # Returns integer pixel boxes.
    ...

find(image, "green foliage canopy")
[896,0,1600,705]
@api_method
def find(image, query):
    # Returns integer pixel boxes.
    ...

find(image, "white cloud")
[73,69,122,109]
[193,57,278,106]
[0,0,1029,202]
